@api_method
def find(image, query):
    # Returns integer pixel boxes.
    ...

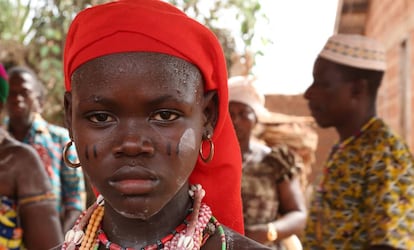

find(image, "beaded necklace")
[96,205,194,250]
[96,210,224,250]
[315,116,378,240]
[62,184,226,250]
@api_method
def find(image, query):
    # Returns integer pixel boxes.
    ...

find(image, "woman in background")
[229,75,307,249]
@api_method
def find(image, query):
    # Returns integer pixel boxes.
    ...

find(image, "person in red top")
[60,0,263,249]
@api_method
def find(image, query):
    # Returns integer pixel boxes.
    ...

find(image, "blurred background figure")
[5,66,85,233]
[0,65,8,126]
[0,63,63,249]
[257,108,318,209]
[303,34,414,249]
[228,75,307,249]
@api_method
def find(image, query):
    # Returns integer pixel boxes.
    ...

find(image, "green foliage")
[0,0,30,42]
[167,0,265,71]
[0,0,109,124]
[0,0,264,124]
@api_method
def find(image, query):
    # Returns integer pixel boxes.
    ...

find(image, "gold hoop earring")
[63,140,81,168]
[199,134,214,163]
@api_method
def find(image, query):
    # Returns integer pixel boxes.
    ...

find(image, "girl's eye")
[88,113,114,123]
[152,110,180,122]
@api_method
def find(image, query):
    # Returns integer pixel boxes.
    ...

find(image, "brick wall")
[365,0,414,149]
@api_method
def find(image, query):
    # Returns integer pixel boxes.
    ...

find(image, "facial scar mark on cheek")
[93,145,98,158]
[166,143,171,156]
[85,145,89,160]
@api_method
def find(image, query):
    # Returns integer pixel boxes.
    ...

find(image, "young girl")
[61,0,269,249]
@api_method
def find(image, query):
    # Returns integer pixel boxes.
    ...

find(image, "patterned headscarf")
[0,64,9,103]
[64,0,244,233]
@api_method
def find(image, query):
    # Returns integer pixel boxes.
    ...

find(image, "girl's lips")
[109,179,158,195]
[109,166,159,195]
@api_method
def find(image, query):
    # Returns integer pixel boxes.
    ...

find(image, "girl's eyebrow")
[147,95,191,106]
[78,94,191,106]
[78,95,108,104]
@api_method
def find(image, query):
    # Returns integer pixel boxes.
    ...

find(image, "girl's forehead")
[72,52,200,81]
[71,53,204,101]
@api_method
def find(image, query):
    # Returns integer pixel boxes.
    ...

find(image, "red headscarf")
[64,0,244,233]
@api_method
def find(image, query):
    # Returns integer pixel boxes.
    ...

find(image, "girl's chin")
[116,209,155,220]
[112,199,164,220]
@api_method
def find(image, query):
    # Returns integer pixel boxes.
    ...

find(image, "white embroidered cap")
[318,34,386,71]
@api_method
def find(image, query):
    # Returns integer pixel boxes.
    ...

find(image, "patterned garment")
[242,142,301,249]
[304,118,414,249]
[0,197,23,250]
[7,114,85,213]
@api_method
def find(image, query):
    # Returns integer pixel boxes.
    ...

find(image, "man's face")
[6,72,39,122]
[304,58,355,128]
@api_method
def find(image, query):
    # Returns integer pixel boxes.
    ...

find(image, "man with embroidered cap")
[303,33,414,249]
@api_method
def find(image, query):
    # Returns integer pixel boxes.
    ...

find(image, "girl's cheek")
[176,129,196,160]
[82,144,99,163]
[84,145,90,160]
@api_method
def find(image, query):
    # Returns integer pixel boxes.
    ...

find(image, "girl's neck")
[102,184,192,249]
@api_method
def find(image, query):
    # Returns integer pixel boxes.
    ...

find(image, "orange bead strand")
[80,205,104,250]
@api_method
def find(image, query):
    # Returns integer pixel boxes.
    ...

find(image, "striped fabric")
[18,114,85,213]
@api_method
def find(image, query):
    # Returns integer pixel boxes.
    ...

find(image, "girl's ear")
[63,91,74,139]
[202,91,218,131]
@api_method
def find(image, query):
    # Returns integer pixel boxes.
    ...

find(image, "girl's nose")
[112,133,154,157]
